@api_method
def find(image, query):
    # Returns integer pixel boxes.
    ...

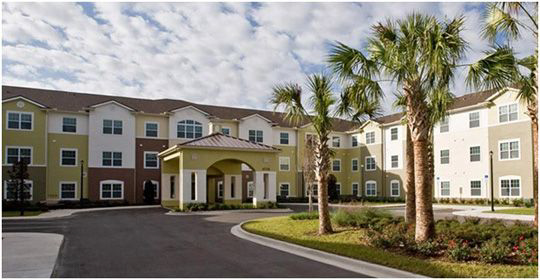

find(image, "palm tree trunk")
[405,126,416,224]
[308,185,313,212]
[315,140,333,234]
[412,137,436,242]
[528,101,538,227]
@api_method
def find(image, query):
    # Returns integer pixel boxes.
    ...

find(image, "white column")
[267,172,277,202]
[181,169,207,204]
[224,174,242,201]
[253,171,277,205]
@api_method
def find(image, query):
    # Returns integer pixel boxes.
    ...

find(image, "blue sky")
[2,2,536,114]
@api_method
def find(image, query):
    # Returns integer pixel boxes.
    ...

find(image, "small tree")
[303,136,317,212]
[327,174,338,202]
[7,160,30,216]
[143,180,156,204]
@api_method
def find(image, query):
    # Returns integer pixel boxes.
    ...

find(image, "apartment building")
[2,85,533,208]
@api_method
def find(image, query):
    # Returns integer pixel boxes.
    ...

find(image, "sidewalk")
[2,233,64,278]
[2,205,161,220]
[280,202,405,208]
[451,206,534,221]
[166,208,292,216]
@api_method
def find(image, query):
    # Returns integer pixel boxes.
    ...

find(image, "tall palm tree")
[467,2,538,226]
[328,13,467,242]
[271,74,337,234]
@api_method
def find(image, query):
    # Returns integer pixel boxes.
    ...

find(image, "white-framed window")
[3,180,33,200]
[365,181,376,196]
[332,159,341,172]
[144,151,159,169]
[103,119,123,135]
[145,122,159,137]
[249,130,263,143]
[365,131,375,144]
[469,112,480,128]
[279,157,290,171]
[390,180,400,197]
[500,176,521,197]
[470,146,481,162]
[332,136,341,148]
[62,117,77,133]
[336,183,341,195]
[279,183,290,197]
[352,183,359,196]
[306,183,318,196]
[143,180,159,199]
[352,135,358,147]
[7,111,33,130]
[59,182,77,200]
[351,159,359,171]
[499,103,518,123]
[177,120,203,139]
[440,149,450,164]
[102,151,122,167]
[499,139,520,160]
[170,176,176,199]
[100,180,124,200]
[440,181,450,197]
[60,148,77,166]
[280,132,289,145]
[365,156,376,171]
[217,181,223,198]
[391,155,399,169]
[440,118,449,133]
[247,181,254,198]
[390,127,398,141]
[470,180,482,197]
[221,127,230,136]
[5,146,32,165]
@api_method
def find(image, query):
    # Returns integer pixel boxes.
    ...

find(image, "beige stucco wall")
[135,114,169,139]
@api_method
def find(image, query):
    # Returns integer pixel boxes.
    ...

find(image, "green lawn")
[2,210,42,217]
[243,216,537,278]
[483,208,535,215]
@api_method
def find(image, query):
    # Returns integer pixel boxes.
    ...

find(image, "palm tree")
[271,74,337,234]
[467,2,538,226]
[328,13,467,242]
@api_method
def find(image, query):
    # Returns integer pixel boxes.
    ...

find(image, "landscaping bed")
[243,209,537,278]
[171,202,281,212]
[2,210,43,217]
[484,208,535,216]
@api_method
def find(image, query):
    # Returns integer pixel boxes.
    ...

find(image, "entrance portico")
[158,133,280,210]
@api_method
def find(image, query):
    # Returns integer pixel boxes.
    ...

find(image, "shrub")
[447,240,472,261]
[512,198,524,207]
[331,208,394,229]
[479,239,510,264]
[524,199,534,208]
[368,223,411,249]
[513,235,538,265]
[290,211,319,220]
[413,240,443,257]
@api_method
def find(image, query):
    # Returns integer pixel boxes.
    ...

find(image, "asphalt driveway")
[3,208,364,277]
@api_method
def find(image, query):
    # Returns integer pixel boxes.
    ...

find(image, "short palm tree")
[271,74,336,234]
[467,2,538,226]
[328,13,467,242]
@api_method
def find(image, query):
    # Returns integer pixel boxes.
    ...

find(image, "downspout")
[381,126,385,198]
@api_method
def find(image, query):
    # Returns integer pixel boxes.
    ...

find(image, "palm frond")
[483,3,522,42]
[306,74,336,134]
[327,42,379,82]
[270,82,308,126]
[466,45,519,90]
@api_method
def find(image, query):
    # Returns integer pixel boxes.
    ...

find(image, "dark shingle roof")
[178,132,280,151]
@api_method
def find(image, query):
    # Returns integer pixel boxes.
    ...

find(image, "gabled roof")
[88,100,136,111]
[2,95,49,108]
[164,133,280,154]
[240,113,274,123]
[169,105,210,115]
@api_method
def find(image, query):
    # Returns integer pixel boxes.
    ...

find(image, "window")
[280,183,290,197]
[60,149,77,166]
[217,181,223,198]
[7,111,32,130]
[6,147,32,165]
[247,181,254,198]
[469,112,480,128]
[365,131,375,144]
[103,119,123,135]
[352,183,359,196]
[170,176,176,198]
[145,122,158,137]
[62,117,77,133]
[440,118,449,133]
[144,152,159,169]
[365,181,376,196]
[499,140,520,160]
[351,159,359,171]
[306,183,318,196]
[470,180,481,197]
[279,157,290,171]
[177,120,203,139]
[391,180,400,197]
[500,177,520,197]
[365,157,376,171]
[191,172,196,200]
[280,132,289,145]
[100,181,123,199]
[60,182,77,200]
[102,152,122,167]
[143,181,159,199]
[440,149,449,164]
[332,136,340,148]
[352,135,358,147]
[390,128,398,141]
[470,146,481,162]
[391,155,399,168]
[440,181,450,197]
[231,176,236,198]
[336,183,341,195]
[221,127,230,136]
[499,103,518,123]
[4,180,33,200]
[249,130,263,143]
[332,159,341,172]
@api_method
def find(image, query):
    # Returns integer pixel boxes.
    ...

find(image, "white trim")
[390,180,400,197]
[2,96,47,108]
[469,179,483,197]
[143,180,160,199]
[59,148,78,167]
[3,179,33,200]
[365,131,376,145]
[170,105,210,115]
[221,126,231,136]
[5,146,33,166]
[332,158,341,172]
[143,151,160,169]
[440,181,450,197]
[365,156,376,171]
[102,119,123,135]
[279,131,290,145]
[247,181,254,198]
[468,111,481,128]
[351,182,359,197]
[335,182,341,195]
[351,158,359,172]
[101,151,123,167]
[498,138,521,161]
[279,182,290,197]
[99,180,124,200]
[486,87,518,102]
[469,145,481,162]
[389,154,399,169]
[144,121,160,138]
[331,136,341,148]
[279,156,290,171]
[365,180,377,197]
[240,113,273,123]
[61,116,77,133]
[59,181,78,200]
[217,181,224,198]
[351,135,358,147]
[497,102,520,124]
[440,149,450,164]
[89,100,136,111]
[499,175,521,198]
[6,110,34,131]
[176,119,204,139]
[389,127,399,141]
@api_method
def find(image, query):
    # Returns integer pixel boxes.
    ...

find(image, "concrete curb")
[280,202,406,208]
[452,207,534,221]
[231,221,424,278]
[166,208,293,216]
[2,205,161,220]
